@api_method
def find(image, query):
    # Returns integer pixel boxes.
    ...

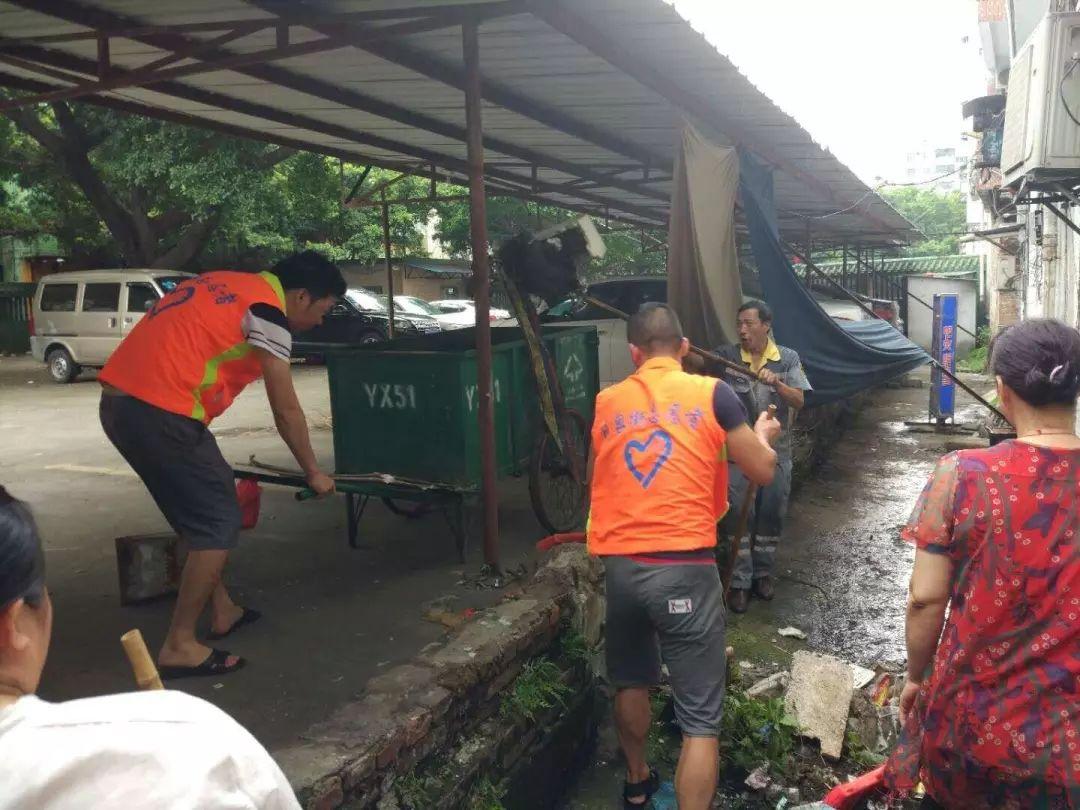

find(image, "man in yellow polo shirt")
[714,299,812,612]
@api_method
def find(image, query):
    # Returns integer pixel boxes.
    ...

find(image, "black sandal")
[207,607,262,640]
[159,648,246,680]
[623,768,659,809]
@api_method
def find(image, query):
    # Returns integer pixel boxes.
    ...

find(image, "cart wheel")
[529,409,590,534]
[381,498,434,518]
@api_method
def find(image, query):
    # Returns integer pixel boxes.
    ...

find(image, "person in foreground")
[713,300,811,613]
[885,318,1080,809]
[0,486,300,810]
[588,304,781,810]
[98,250,344,679]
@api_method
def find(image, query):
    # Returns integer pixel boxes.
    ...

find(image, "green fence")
[0,283,35,355]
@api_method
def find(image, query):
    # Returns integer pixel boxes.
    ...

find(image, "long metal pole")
[381,196,395,339]
[463,20,499,570]
[785,240,1011,424]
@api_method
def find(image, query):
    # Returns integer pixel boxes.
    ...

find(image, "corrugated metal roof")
[403,256,471,276]
[803,255,982,277]
[0,0,920,246]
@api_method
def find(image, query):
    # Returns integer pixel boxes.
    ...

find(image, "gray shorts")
[100,392,241,551]
[603,554,726,737]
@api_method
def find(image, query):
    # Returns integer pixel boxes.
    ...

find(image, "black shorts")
[603,554,726,737]
[100,392,241,551]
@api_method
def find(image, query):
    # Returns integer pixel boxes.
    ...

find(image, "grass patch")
[957,326,992,373]
[466,776,506,810]
[394,772,432,809]
[500,658,573,722]
[720,690,801,777]
[557,628,590,664]
[844,729,886,770]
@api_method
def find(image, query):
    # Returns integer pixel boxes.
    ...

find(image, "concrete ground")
[0,355,546,750]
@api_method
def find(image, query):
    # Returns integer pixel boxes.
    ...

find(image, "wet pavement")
[0,356,545,751]
[563,370,990,807]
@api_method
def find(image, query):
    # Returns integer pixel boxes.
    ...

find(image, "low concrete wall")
[274,545,604,810]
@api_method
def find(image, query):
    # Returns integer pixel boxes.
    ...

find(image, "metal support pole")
[381,195,395,339]
[463,20,500,571]
[842,244,848,290]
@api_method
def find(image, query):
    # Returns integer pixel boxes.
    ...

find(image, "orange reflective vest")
[100,271,286,424]
[587,357,729,556]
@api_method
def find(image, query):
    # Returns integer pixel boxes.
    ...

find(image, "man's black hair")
[627,303,684,352]
[737,299,773,325]
[272,250,346,300]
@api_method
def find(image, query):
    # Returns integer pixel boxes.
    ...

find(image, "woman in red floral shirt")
[885,319,1080,809]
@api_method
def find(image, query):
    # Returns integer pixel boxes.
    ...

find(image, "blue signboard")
[930,294,958,422]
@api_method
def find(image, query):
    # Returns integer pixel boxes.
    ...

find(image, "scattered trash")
[212,683,224,690]
[745,765,772,791]
[746,671,790,699]
[850,664,876,690]
[778,626,807,640]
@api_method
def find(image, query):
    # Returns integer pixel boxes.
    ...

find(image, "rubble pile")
[715,652,909,810]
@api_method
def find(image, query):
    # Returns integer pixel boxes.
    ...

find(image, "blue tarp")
[738,152,930,406]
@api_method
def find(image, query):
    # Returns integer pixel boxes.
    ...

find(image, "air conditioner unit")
[1001,12,1080,187]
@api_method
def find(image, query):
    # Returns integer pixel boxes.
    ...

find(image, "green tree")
[879,187,966,256]
[0,100,429,268]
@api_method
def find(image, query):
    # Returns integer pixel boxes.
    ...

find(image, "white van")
[31,269,194,383]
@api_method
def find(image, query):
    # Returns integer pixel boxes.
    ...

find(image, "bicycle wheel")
[528,409,590,534]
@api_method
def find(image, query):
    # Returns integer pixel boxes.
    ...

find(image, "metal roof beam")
[0,44,667,225]
[530,0,907,241]
[0,68,662,229]
[248,0,672,175]
[4,0,669,206]
[0,2,528,49]
[0,13,489,113]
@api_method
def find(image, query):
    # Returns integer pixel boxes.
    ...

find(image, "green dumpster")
[322,324,598,553]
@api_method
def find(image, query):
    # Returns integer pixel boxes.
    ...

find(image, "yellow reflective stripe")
[258,271,286,308]
[191,342,252,422]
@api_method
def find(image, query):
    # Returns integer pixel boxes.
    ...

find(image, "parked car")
[375,295,445,333]
[292,287,440,359]
[428,299,512,329]
[31,269,194,383]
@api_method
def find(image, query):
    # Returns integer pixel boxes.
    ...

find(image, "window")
[39,283,78,312]
[442,285,458,297]
[81,283,120,312]
[127,282,159,313]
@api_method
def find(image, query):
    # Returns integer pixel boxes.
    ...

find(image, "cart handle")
[295,488,317,501]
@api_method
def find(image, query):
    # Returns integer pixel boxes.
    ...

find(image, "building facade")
[902,143,969,194]
[967,0,1080,337]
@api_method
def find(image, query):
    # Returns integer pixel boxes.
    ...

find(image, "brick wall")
[274,546,603,810]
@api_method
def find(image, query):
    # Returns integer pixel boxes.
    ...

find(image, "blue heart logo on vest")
[623,429,674,489]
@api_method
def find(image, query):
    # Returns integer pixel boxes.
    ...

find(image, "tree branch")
[251,146,296,171]
[1,106,65,154]
[149,208,192,240]
[152,208,223,269]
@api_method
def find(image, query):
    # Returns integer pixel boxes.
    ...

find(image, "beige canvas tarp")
[666,125,743,348]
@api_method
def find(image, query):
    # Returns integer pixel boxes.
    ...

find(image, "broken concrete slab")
[784,651,853,760]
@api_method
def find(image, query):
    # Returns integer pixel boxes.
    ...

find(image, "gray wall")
[905,276,978,357]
